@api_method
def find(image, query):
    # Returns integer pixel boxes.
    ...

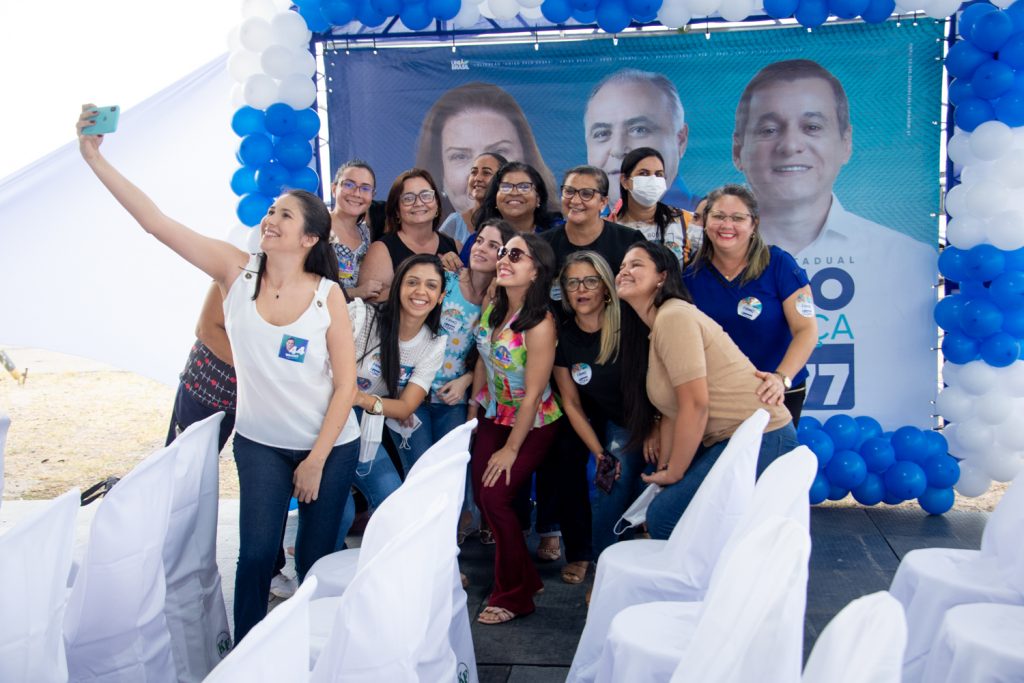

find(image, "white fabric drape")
[920,602,1024,683]
[0,411,9,509]
[802,592,906,683]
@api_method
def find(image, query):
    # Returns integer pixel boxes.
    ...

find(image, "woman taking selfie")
[76,106,359,641]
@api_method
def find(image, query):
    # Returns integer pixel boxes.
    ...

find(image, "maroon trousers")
[471,416,561,615]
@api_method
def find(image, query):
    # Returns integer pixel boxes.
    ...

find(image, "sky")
[0,2,245,180]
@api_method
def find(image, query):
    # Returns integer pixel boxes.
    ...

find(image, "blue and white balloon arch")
[225,0,1024,513]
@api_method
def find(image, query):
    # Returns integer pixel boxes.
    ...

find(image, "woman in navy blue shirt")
[683,184,817,424]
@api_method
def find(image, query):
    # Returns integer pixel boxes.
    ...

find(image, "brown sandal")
[477,606,518,625]
[561,561,589,585]
[536,536,561,562]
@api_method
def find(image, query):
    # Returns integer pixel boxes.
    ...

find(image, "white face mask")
[629,175,667,207]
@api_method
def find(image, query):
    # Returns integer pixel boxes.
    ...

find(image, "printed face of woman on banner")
[441,108,524,213]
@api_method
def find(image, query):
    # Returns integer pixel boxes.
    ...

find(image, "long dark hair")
[473,161,551,232]
[488,233,556,333]
[360,254,445,397]
[619,241,693,448]
[253,190,339,300]
[619,147,682,243]
[383,169,442,234]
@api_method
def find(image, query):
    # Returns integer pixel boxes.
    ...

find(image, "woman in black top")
[358,169,460,302]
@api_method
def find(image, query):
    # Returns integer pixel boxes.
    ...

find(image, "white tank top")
[224,255,359,450]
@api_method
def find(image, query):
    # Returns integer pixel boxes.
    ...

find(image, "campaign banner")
[325,21,943,428]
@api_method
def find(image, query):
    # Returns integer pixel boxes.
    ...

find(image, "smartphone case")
[82,106,120,135]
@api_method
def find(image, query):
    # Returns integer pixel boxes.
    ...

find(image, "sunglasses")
[497,246,533,263]
[400,190,437,206]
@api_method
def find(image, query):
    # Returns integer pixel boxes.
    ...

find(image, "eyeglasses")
[565,276,602,292]
[339,179,374,195]
[708,211,753,224]
[561,185,602,202]
[497,246,533,263]
[498,181,535,194]
[400,190,437,206]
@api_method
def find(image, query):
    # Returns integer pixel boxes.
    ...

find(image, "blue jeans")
[647,423,800,540]
[335,441,403,549]
[400,402,477,523]
[232,433,358,641]
[591,421,651,559]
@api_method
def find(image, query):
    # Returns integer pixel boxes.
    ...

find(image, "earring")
[604,294,612,303]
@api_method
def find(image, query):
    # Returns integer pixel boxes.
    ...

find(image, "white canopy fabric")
[0,55,241,386]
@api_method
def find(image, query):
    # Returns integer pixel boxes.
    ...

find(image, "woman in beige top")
[615,241,798,540]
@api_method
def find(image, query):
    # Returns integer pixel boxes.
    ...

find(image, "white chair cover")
[569,409,770,683]
[920,602,1024,683]
[802,592,907,683]
[0,411,9,508]
[890,469,1024,683]
[310,494,453,682]
[64,444,178,683]
[162,413,232,682]
[594,515,811,683]
[0,488,80,683]
[203,577,317,683]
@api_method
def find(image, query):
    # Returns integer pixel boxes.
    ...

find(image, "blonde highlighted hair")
[559,251,620,365]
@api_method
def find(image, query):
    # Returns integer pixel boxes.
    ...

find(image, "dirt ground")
[0,346,1008,511]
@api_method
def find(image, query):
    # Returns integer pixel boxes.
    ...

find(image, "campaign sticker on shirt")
[398,364,414,388]
[441,311,461,335]
[796,292,816,318]
[737,297,763,321]
[493,344,513,369]
[357,377,372,391]
[369,353,382,377]
[571,362,592,386]
[338,253,355,280]
[278,335,308,363]
[550,283,563,301]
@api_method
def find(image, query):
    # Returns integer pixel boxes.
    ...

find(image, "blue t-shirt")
[683,245,811,386]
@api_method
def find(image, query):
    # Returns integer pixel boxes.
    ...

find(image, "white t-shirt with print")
[354,308,447,398]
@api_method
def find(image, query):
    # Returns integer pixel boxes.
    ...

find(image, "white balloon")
[227,223,260,251]
[958,161,997,187]
[986,210,1024,251]
[228,49,263,83]
[453,1,482,25]
[946,132,977,167]
[261,44,296,80]
[488,0,521,19]
[994,153,1024,188]
[958,361,997,396]
[975,391,1013,424]
[995,413,1024,449]
[924,0,960,19]
[956,418,996,452]
[982,450,1023,482]
[463,0,486,6]
[944,183,968,218]
[935,386,975,423]
[965,182,1010,219]
[718,0,752,21]
[658,0,691,28]
[291,48,317,79]
[517,0,545,8]
[942,422,962,454]
[942,361,960,386]
[239,17,274,53]
[970,121,1014,161]
[954,461,991,497]
[271,10,311,47]
[278,74,317,109]
[243,74,278,110]
[477,0,495,17]
[945,216,987,249]
[993,361,1024,397]
[520,4,545,18]
[227,24,244,53]
[231,83,247,110]
[991,0,1014,7]
[687,0,722,16]
[243,0,278,20]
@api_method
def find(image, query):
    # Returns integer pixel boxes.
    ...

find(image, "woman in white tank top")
[77,107,361,642]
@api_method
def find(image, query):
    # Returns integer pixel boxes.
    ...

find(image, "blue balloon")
[892,426,927,464]
[994,90,1024,127]
[829,0,868,18]
[826,449,868,489]
[972,59,1015,101]
[946,41,991,80]
[923,454,960,488]
[955,97,996,131]
[427,0,460,20]
[596,0,631,32]
[966,244,1006,282]
[764,0,799,17]
[960,2,998,42]
[852,472,886,506]
[810,471,830,504]
[855,416,883,446]
[298,3,331,32]
[980,332,1020,367]
[570,0,598,10]
[1002,306,1024,337]
[1006,247,1024,273]
[294,108,322,139]
[238,133,274,167]
[231,166,259,196]
[264,103,297,137]
[541,0,573,22]
[370,0,402,15]
[801,429,836,469]
[231,106,266,137]
[918,486,955,515]
[971,9,1014,53]
[823,414,860,451]
[798,415,823,434]
[274,134,314,170]
[237,192,273,227]
[883,489,905,505]
[571,7,597,22]
[357,0,388,27]
[794,0,829,27]
[1001,34,1024,71]
[860,0,893,23]
[989,270,1024,311]
[399,1,432,29]
[920,430,949,461]
[1007,0,1024,33]
[322,0,357,24]
[948,78,975,106]
[828,485,850,501]
[289,166,320,193]
[960,298,1004,338]
[942,332,981,365]
[938,246,969,283]
[860,437,896,473]
[256,161,291,197]
[884,461,928,500]
[626,0,661,16]
[935,294,967,332]
[960,280,990,299]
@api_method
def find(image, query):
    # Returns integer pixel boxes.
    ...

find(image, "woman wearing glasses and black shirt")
[358,169,460,302]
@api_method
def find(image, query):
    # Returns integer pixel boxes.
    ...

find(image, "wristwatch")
[774,371,792,390]
[369,394,384,415]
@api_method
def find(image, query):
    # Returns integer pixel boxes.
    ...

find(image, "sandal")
[479,528,495,545]
[561,561,589,585]
[477,605,518,625]
[536,536,561,562]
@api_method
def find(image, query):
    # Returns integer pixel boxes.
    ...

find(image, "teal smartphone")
[82,105,120,135]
